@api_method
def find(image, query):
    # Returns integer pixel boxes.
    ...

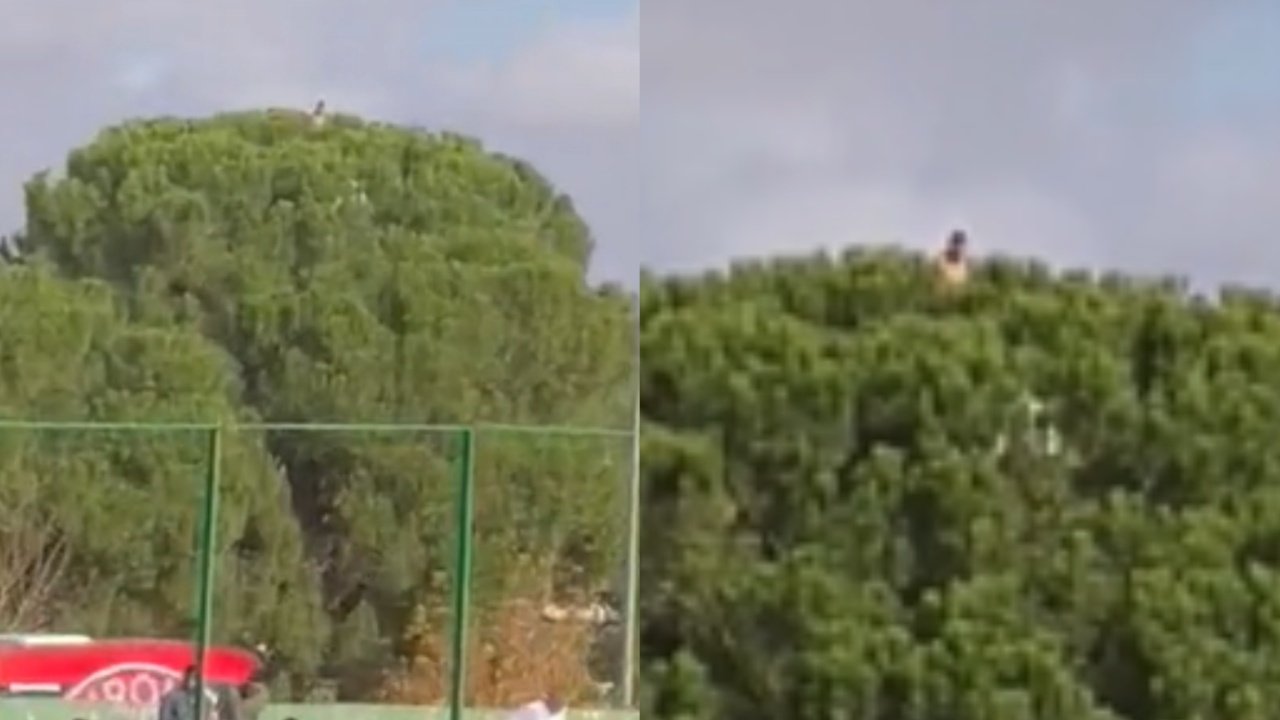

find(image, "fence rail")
[0,420,638,720]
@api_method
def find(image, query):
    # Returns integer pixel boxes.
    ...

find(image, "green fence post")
[193,425,222,720]
[448,426,477,720]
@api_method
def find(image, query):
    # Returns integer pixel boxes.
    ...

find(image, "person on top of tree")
[936,229,970,287]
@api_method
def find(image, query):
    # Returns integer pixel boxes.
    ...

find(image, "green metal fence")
[3,700,640,720]
[0,420,639,720]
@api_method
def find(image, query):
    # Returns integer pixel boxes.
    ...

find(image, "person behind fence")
[159,666,200,720]
[214,684,239,720]
[238,674,271,720]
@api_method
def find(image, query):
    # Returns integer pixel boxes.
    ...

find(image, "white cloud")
[641,0,1280,287]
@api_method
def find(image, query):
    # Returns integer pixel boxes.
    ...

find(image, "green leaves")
[1,111,630,700]
[642,251,1280,719]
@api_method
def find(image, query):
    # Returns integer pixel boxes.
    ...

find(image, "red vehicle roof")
[0,639,258,687]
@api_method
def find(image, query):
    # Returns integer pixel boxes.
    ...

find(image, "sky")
[0,0,639,283]
[2,2,1280,289]
[644,0,1280,288]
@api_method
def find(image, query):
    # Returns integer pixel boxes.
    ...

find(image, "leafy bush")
[641,250,1280,720]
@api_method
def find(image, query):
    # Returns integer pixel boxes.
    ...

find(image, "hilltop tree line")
[0,111,632,705]
[639,249,1280,720]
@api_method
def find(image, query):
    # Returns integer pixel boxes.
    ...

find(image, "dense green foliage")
[640,248,1280,720]
[0,111,630,700]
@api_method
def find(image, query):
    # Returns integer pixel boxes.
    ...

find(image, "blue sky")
[1188,3,1280,124]
[0,0,639,283]
[642,1,1280,287]
[423,0,635,64]
[4,0,1280,287]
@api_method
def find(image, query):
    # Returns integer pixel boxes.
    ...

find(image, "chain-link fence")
[0,421,638,720]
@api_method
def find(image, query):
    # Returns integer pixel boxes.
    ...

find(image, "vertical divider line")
[622,293,641,707]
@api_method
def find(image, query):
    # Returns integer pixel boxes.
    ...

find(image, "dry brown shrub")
[377,593,598,708]
[378,553,607,708]
[0,492,68,631]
